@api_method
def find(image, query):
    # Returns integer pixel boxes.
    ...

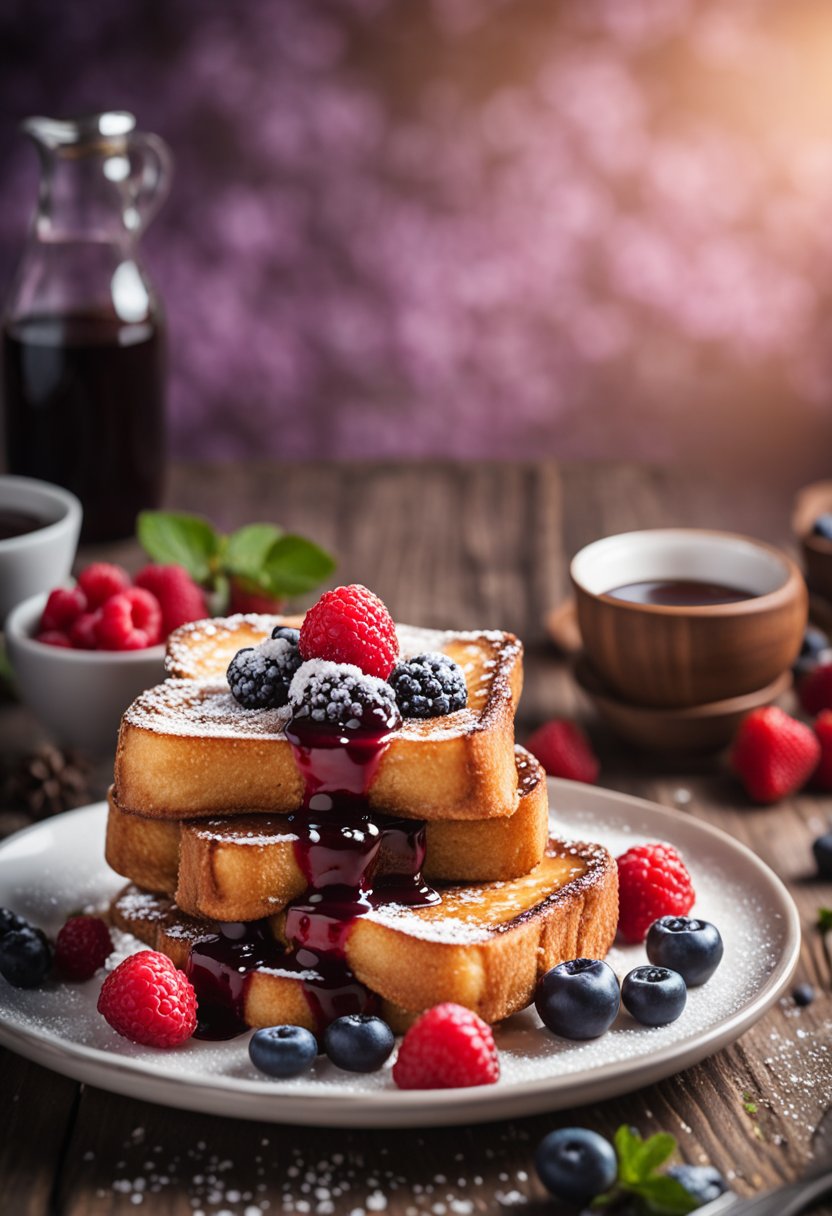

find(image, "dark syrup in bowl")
[0,508,49,541]
[605,579,756,607]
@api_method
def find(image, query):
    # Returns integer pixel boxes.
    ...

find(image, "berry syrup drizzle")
[188,708,439,1040]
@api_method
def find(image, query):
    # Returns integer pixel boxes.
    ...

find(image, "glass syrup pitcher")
[2,112,172,542]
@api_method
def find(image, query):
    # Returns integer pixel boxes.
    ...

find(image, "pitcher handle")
[126,131,173,232]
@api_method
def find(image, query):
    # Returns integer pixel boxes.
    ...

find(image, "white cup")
[0,475,82,623]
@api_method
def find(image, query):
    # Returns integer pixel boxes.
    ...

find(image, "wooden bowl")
[574,655,792,753]
[571,529,806,709]
[792,480,832,603]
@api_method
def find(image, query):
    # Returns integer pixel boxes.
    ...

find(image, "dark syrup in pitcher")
[2,312,165,542]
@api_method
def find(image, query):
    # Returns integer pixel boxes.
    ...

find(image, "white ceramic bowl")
[0,476,82,623]
[5,592,165,754]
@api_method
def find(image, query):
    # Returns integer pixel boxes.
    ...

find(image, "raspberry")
[134,564,207,634]
[36,630,73,648]
[227,634,302,709]
[812,711,832,790]
[299,585,399,679]
[288,660,402,733]
[390,653,468,718]
[69,610,102,650]
[76,562,131,609]
[798,663,832,716]
[55,915,113,980]
[97,950,197,1047]
[392,1002,500,1089]
[617,843,695,943]
[96,588,163,651]
[731,706,820,803]
[40,586,87,632]
[526,720,599,784]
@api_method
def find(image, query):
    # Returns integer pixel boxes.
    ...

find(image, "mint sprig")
[819,907,832,933]
[137,511,335,609]
[593,1126,699,1216]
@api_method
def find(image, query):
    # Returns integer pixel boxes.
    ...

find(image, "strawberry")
[813,710,832,790]
[228,580,286,616]
[134,564,207,634]
[798,663,832,716]
[525,720,599,784]
[731,706,820,803]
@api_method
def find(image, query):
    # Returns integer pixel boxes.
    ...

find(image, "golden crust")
[114,622,523,822]
[105,747,550,920]
[109,837,617,1028]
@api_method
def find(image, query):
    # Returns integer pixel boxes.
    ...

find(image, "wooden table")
[2,461,830,1216]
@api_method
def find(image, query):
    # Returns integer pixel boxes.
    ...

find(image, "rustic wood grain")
[1,461,830,1215]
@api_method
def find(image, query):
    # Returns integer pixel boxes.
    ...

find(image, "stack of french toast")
[106,594,618,1038]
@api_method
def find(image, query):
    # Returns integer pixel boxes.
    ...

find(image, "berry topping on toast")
[299,584,399,679]
[389,652,467,718]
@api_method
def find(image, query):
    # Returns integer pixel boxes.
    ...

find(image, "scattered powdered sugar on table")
[88,1126,537,1213]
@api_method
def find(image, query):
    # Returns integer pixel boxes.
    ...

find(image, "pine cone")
[3,745,92,821]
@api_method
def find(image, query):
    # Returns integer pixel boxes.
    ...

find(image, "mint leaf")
[819,907,832,933]
[260,535,335,598]
[224,523,284,581]
[633,1133,676,1179]
[614,1125,643,1185]
[630,1176,700,1215]
[614,1126,676,1184]
[137,511,220,583]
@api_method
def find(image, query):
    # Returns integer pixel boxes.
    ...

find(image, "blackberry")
[389,652,467,718]
[227,635,302,709]
[288,660,402,733]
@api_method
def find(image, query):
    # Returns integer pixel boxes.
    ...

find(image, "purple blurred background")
[3,0,832,486]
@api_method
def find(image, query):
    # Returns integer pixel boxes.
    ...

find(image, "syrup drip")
[189,707,440,1040]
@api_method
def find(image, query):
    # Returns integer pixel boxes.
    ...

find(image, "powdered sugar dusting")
[124,681,293,740]
[0,796,799,1127]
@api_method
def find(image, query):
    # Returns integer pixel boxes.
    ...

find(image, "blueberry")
[667,1164,729,1206]
[248,1025,318,1078]
[0,926,52,988]
[621,966,687,1026]
[813,513,832,542]
[800,625,830,661]
[534,958,620,1040]
[534,1127,618,1202]
[793,982,815,1007]
[794,627,832,678]
[813,832,832,879]
[645,916,724,987]
[0,908,28,938]
[324,1013,395,1073]
[271,626,300,646]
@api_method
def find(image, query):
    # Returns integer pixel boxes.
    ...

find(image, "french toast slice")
[114,620,523,822]
[105,747,550,919]
[110,837,617,1028]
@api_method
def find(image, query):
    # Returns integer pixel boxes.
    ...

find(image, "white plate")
[0,780,799,1128]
